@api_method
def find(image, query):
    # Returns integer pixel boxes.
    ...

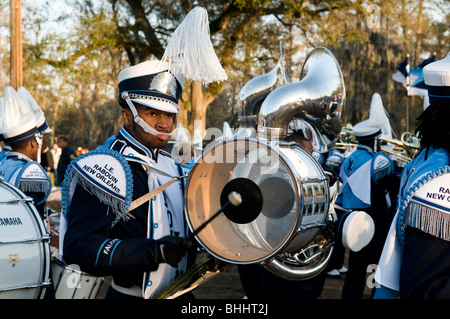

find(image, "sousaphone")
[235,42,291,138]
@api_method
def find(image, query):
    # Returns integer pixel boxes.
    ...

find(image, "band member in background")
[56,136,77,186]
[0,86,55,298]
[59,6,227,299]
[0,86,53,220]
[335,96,400,299]
[375,53,450,299]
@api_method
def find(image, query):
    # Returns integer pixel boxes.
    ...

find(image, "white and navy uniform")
[374,51,450,299]
[335,144,400,298]
[374,147,450,298]
[0,151,51,219]
[60,127,189,299]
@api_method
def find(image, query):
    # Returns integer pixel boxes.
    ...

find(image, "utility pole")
[10,0,23,89]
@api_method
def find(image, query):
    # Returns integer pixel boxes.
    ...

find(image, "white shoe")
[327,269,340,277]
[338,266,348,274]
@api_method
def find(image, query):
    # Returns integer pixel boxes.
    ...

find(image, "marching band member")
[59,7,227,299]
[0,86,55,298]
[335,93,400,299]
[0,86,52,220]
[374,53,450,299]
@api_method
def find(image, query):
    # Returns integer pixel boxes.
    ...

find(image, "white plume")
[161,6,228,85]
[369,93,393,139]
[222,121,233,139]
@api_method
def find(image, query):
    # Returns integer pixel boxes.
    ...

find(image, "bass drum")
[185,138,330,266]
[0,177,51,298]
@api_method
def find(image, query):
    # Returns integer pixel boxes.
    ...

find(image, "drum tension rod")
[0,197,33,205]
[299,222,327,232]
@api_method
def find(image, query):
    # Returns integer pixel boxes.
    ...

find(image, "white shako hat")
[353,92,391,141]
[118,60,182,114]
[0,86,39,145]
[353,119,382,141]
[17,86,53,134]
[118,6,227,114]
[423,52,450,107]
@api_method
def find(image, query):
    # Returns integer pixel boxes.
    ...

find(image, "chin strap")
[121,91,176,137]
[35,133,43,163]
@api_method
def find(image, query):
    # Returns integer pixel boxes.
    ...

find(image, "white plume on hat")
[222,121,233,139]
[352,93,392,140]
[0,86,38,143]
[368,93,392,139]
[17,86,52,134]
[192,128,203,151]
[161,6,227,85]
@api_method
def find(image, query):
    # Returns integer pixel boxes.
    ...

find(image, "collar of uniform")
[6,151,32,162]
[117,126,159,161]
[356,144,375,154]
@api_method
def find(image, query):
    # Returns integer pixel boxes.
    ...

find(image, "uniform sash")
[0,152,51,204]
[375,147,450,292]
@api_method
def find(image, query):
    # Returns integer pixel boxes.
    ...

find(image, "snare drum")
[0,177,51,299]
[51,256,104,299]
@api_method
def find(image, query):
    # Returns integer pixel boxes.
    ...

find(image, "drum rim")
[277,142,330,226]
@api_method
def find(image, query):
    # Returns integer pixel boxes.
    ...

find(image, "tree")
[102,0,357,136]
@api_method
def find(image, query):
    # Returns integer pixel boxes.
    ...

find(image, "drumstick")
[188,191,242,240]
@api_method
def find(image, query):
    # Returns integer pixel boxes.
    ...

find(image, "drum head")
[185,138,305,264]
[0,179,50,299]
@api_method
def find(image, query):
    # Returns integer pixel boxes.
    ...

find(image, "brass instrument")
[235,42,291,137]
[340,123,357,143]
[154,252,227,299]
[400,132,421,157]
[380,147,413,164]
[258,46,345,153]
[332,131,421,165]
[380,132,421,164]
[333,142,358,151]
